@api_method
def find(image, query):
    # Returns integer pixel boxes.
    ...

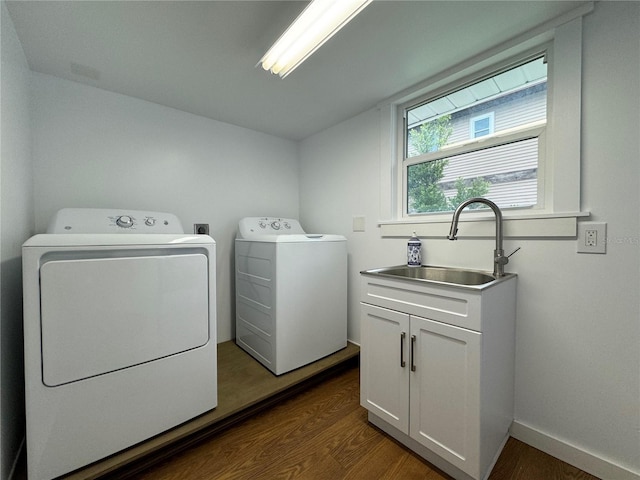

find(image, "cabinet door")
[410,315,481,478]
[360,303,410,433]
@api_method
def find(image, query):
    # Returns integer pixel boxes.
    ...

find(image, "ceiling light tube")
[259,0,372,78]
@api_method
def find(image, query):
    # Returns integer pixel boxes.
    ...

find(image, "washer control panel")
[47,208,185,234]
[258,219,291,231]
[115,215,135,228]
[238,217,305,238]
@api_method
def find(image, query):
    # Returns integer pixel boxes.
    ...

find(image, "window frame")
[376,11,590,238]
[470,112,495,138]
[399,52,549,218]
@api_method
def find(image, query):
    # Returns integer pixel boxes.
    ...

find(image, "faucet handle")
[496,247,520,267]
[507,247,521,258]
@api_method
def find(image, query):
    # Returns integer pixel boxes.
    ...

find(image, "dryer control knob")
[271,221,281,230]
[116,215,134,228]
[145,217,156,227]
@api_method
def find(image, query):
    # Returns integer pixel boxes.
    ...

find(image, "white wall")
[300,2,639,478]
[30,73,299,344]
[1,2,34,477]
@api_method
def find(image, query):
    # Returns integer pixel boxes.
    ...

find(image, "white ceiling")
[6,1,588,141]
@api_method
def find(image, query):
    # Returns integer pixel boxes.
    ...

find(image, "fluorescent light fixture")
[259,0,373,78]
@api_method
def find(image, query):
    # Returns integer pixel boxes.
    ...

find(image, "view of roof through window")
[407,56,547,136]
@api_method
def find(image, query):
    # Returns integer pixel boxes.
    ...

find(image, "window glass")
[403,56,547,215]
[407,137,539,214]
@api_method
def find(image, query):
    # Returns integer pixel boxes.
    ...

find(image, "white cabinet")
[360,304,409,431]
[410,314,481,473]
[360,272,516,480]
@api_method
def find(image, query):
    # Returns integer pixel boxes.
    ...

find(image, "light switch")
[353,216,366,232]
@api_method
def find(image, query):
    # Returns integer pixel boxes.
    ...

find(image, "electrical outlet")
[194,223,209,235]
[577,222,606,254]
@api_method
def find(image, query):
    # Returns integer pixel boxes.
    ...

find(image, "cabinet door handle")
[400,332,406,367]
[410,334,417,372]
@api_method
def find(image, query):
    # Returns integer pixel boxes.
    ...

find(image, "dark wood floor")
[15,342,599,480]
[17,342,360,480]
[125,364,599,480]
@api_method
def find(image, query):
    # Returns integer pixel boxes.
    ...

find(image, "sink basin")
[361,265,497,286]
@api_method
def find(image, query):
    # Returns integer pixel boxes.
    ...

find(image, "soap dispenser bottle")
[407,231,422,267]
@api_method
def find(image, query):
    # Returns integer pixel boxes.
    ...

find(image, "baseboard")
[510,421,640,480]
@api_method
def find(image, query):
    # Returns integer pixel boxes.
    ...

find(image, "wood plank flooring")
[16,341,599,480]
[15,342,360,480]
[123,364,600,480]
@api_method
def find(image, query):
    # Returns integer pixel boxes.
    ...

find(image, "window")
[378,12,588,238]
[403,56,548,215]
[470,113,494,138]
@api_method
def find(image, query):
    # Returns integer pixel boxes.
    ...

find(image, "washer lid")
[237,234,346,243]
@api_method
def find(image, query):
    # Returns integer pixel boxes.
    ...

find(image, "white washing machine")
[22,208,217,480]
[235,217,347,375]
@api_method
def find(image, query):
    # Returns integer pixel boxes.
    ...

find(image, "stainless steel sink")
[361,265,498,287]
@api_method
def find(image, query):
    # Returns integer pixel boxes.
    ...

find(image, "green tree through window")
[407,115,489,213]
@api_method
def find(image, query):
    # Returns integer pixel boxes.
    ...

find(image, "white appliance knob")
[271,221,281,230]
[145,218,156,227]
[116,215,134,228]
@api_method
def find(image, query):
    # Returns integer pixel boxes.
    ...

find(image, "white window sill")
[378,211,589,238]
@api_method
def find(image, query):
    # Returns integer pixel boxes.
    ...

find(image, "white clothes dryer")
[235,217,347,375]
[23,208,217,480]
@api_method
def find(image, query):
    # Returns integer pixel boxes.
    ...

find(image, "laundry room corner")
[1,1,35,478]
[298,108,395,345]
[28,72,300,344]
[2,1,638,479]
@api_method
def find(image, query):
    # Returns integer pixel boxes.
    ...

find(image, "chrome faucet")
[447,197,517,277]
